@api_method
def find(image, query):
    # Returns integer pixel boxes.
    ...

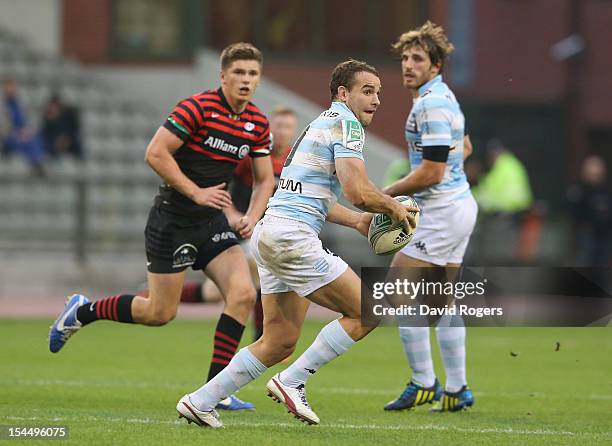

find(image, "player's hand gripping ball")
[368,195,420,255]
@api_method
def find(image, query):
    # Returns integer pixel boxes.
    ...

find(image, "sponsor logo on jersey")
[204,136,246,156]
[348,122,362,140]
[278,178,303,194]
[321,110,339,118]
[212,232,238,243]
[344,120,364,152]
[346,140,363,152]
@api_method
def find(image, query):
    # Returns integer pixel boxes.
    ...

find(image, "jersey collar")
[330,101,356,119]
[417,74,443,97]
[217,87,247,117]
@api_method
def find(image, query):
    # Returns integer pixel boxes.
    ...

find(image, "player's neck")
[221,87,249,114]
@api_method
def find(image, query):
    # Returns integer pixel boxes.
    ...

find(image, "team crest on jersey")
[238,144,250,159]
[172,244,198,268]
[244,122,255,131]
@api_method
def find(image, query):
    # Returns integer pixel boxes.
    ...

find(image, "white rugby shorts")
[251,215,348,297]
[401,193,478,265]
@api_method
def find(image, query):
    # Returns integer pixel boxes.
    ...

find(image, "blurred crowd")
[1,78,83,177]
[386,137,611,267]
[466,140,611,266]
[2,77,610,266]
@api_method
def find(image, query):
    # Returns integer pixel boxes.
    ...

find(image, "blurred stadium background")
[1,0,611,307]
[1,2,612,444]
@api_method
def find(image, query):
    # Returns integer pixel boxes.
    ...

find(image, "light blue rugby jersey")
[266,101,365,233]
[405,75,470,201]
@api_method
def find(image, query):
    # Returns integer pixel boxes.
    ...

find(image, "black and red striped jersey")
[156,87,271,217]
[230,148,291,213]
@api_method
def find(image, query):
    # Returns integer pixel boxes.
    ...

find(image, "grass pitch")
[1,319,611,445]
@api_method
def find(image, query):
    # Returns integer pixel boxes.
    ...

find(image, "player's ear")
[337,85,348,101]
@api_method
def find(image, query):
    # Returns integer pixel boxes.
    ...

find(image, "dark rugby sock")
[207,313,245,381]
[180,282,205,303]
[76,294,136,326]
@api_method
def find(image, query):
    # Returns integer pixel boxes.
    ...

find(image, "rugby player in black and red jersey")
[49,43,275,411]
[179,106,301,342]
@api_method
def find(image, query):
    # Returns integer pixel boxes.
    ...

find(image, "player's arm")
[223,203,244,228]
[463,134,473,160]
[382,154,446,196]
[144,126,232,209]
[384,101,451,196]
[234,155,275,238]
[335,157,416,231]
[326,203,372,238]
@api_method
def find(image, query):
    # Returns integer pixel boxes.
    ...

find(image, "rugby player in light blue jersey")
[176,59,418,428]
[383,21,477,413]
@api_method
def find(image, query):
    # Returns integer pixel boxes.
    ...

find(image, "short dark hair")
[220,42,263,70]
[329,59,379,101]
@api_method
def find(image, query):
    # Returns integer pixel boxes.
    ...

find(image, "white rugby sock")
[279,319,355,388]
[189,347,266,411]
[398,326,436,387]
[435,325,467,392]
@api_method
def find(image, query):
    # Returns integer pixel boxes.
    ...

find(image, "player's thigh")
[445,262,462,282]
[204,245,255,299]
[389,252,455,311]
[202,276,223,302]
[260,291,310,347]
[391,252,435,267]
[146,270,187,313]
[306,267,362,318]
[247,256,260,288]
[390,252,438,286]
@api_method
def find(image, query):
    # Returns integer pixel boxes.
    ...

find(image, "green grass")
[1,320,611,445]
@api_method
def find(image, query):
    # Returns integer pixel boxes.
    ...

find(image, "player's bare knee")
[262,337,296,362]
[341,305,362,321]
[261,328,298,360]
[226,284,257,310]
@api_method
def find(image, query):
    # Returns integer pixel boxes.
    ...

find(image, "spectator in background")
[469,138,537,263]
[41,93,83,160]
[1,78,46,176]
[472,138,533,214]
[567,155,611,266]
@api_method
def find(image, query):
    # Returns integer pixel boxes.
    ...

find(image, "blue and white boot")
[215,394,255,411]
[49,294,89,353]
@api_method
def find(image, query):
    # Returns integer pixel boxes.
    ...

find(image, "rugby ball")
[368,195,420,255]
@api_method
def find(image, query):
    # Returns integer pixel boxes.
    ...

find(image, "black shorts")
[144,205,240,273]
